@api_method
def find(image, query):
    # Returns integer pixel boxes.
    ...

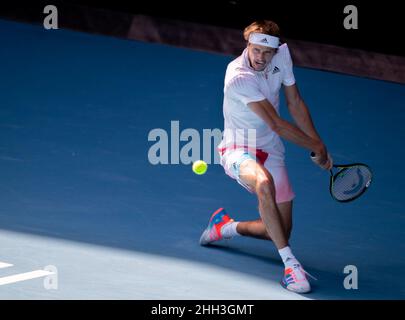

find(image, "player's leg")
[236,200,293,241]
[199,156,289,246]
[237,162,311,293]
[278,200,293,240]
[236,159,289,249]
[199,151,311,292]
[200,153,294,244]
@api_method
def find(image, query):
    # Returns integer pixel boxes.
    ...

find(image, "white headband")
[248,32,279,48]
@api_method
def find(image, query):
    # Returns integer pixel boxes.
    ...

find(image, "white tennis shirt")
[218,43,296,166]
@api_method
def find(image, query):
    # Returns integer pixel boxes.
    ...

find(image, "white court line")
[0,270,53,286]
[0,262,13,269]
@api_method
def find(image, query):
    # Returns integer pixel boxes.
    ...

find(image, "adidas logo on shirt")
[272,66,280,74]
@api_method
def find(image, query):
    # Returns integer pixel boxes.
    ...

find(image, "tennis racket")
[311,152,373,202]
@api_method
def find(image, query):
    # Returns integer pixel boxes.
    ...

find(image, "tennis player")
[200,20,333,294]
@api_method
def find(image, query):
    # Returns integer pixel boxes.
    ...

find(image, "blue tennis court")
[0,18,404,299]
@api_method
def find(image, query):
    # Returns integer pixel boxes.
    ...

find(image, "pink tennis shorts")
[219,147,295,204]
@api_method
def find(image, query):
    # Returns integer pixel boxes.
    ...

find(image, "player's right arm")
[226,73,327,164]
[247,99,325,155]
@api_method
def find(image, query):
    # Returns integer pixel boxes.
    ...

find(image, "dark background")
[63,0,403,56]
[0,0,403,56]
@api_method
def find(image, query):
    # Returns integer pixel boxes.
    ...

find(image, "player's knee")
[256,176,275,200]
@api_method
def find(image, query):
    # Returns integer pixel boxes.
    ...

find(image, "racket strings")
[331,165,372,201]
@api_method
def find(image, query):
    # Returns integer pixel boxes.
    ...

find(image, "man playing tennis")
[200,20,333,294]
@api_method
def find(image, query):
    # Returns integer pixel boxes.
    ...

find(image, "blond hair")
[243,20,281,41]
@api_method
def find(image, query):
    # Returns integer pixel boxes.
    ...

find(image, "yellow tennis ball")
[192,160,208,175]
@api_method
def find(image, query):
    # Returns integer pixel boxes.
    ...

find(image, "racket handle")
[311,152,334,172]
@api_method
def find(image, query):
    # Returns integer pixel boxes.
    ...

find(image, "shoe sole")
[280,280,311,294]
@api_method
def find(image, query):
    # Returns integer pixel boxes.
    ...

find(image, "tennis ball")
[192,160,208,175]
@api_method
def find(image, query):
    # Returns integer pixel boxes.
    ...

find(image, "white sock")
[278,246,299,267]
[221,221,240,239]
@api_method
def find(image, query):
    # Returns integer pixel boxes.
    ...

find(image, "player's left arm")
[284,83,322,141]
[284,83,332,169]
